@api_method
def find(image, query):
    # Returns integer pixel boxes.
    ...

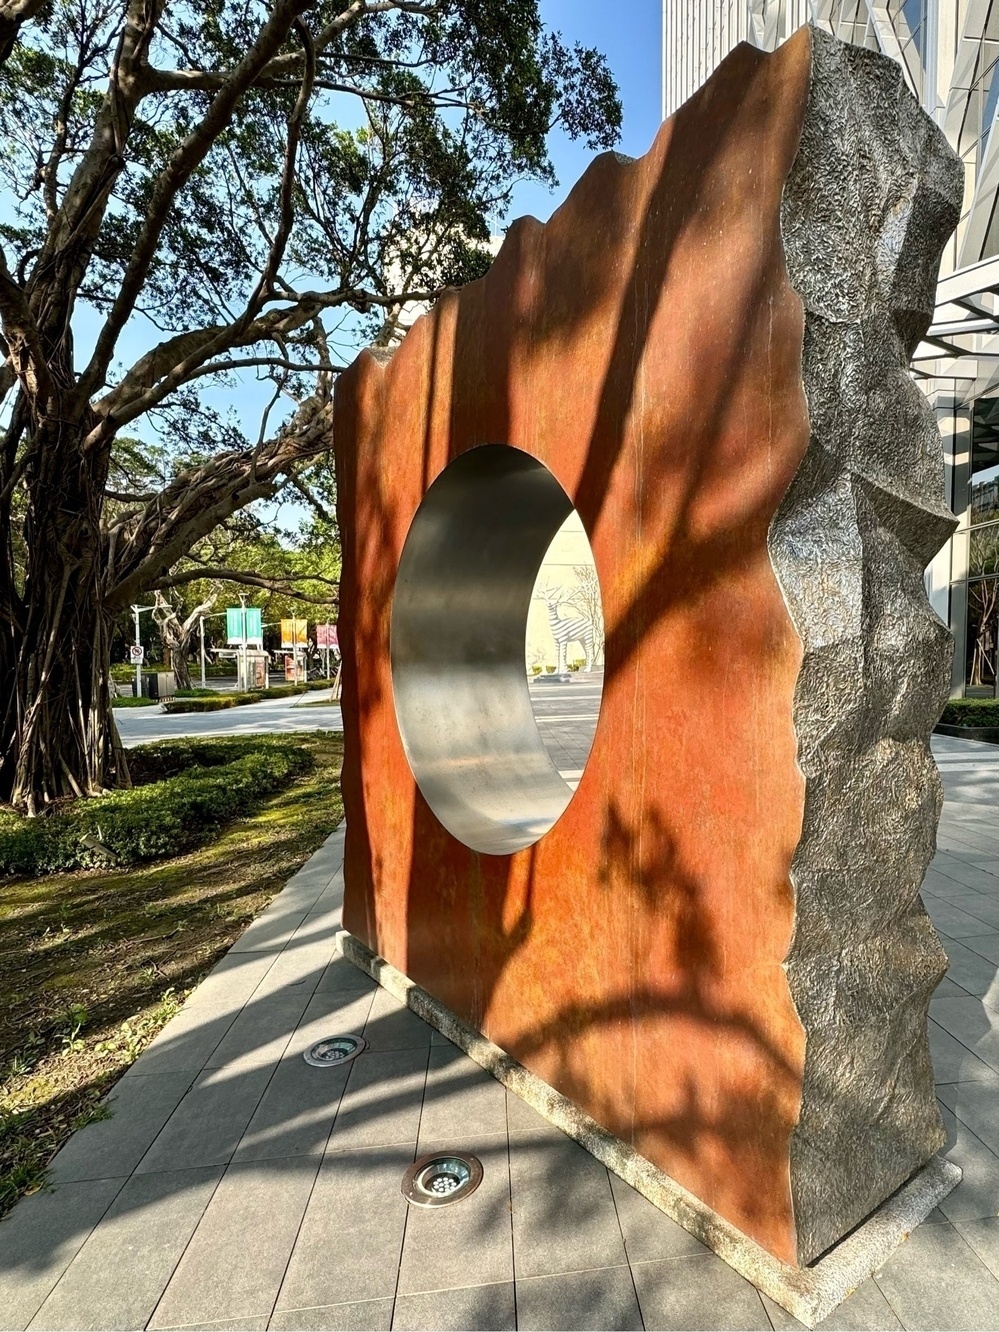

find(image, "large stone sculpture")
[333,26,962,1324]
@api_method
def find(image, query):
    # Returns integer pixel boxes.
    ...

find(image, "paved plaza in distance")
[1,688,998,1331]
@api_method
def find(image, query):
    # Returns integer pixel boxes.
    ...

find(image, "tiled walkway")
[1,736,999,1331]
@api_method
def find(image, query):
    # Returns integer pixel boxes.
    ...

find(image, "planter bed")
[933,723,999,744]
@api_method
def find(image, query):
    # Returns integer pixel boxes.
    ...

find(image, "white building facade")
[664,1,999,695]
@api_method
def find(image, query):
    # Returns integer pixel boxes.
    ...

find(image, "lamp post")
[198,611,227,688]
[239,594,248,691]
[131,604,156,698]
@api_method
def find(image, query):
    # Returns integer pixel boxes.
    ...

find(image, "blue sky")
[511,0,663,223]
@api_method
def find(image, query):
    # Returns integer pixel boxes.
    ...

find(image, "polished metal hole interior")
[303,1034,366,1068]
[402,1153,484,1208]
[390,443,601,856]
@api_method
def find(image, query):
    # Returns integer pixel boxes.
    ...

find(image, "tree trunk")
[167,641,193,690]
[0,422,128,814]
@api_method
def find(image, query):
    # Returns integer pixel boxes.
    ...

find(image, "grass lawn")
[0,730,344,1218]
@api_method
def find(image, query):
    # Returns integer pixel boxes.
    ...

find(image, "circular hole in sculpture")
[390,444,604,856]
[402,1153,484,1207]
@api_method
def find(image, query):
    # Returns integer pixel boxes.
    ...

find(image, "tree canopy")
[0,0,621,811]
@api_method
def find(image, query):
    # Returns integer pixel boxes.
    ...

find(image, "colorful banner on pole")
[315,623,338,650]
[280,619,308,649]
[226,607,263,644]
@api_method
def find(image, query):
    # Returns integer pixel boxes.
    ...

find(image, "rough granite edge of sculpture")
[773,26,964,1265]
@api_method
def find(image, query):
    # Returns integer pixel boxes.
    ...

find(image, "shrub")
[161,696,237,713]
[0,737,314,877]
[162,682,315,712]
[939,699,999,729]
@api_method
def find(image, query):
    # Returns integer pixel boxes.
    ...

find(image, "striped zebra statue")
[536,588,596,674]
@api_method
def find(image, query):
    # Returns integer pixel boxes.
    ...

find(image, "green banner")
[226,607,262,643]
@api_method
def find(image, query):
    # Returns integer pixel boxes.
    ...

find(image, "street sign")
[129,644,145,665]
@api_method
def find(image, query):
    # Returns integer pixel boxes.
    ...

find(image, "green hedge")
[163,681,337,712]
[0,737,314,877]
[163,696,238,712]
[939,699,999,729]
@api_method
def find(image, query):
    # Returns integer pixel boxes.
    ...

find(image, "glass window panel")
[966,575,999,690]
[902,0,924,53]
[972,399,999,520]
[970,521,999,575]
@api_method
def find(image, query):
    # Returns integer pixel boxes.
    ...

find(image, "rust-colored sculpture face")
[336,30,811,1264]
[334,25,959,1270]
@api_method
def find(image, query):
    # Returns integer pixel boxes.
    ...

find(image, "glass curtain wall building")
[663,1,999,695]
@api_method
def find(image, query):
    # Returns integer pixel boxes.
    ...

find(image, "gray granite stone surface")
[773,26,964,1264]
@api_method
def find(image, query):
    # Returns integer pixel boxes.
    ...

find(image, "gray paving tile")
[928,1019,998,1082]
[135,1065,272,1173]
[760,1281,902,1330]
[930,863,999,893]
[228,908,311,954]
[609,1172,709,1262]
[123,1005,237,1078]
[631,1252,770,1331]
[941,938,999,996]
[233,995,374,1161]
[159,1317,268,1330]
[183,952,282,1012]
[935,975,972,999]
[938,1075,999,1154]
[417,1045,507,1143]
[249,938,337,1001]
[48,1072,196,1183]
[315,955,379,995]
[956,1215,999,1280]
[27,1166,222,1330]
[149,1156,320,1328]
[924,871,980,900]
[326,1048,429,1152]
[505,1089,560,1136]
[516,1266,642,1331]
[0,1177,124,1331]
[873,1219,999,1330]
[393,1282,516,1331]
[938,1103,999,1222]
[270,1300,394,1330]
[293,988,377,1053]
[275,1144,413,1311]
[509,1130,626,1278]
[962,931,999,965]
[362,988,433,1053]
[204,992,311,1073]
[945,893,999,930]
[931,995,999,1072]
[927,900,999,938]
[397,1136,512,1295]
[234,1060,349,1163]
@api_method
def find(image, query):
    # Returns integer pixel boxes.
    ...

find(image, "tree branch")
[0,0,47,69]
[79,0,314,402]
[141,0,439,94]
[151,566,337,602]
[106,394,333,610]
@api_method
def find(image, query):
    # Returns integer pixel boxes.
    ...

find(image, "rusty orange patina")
[335,33,813,1263]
